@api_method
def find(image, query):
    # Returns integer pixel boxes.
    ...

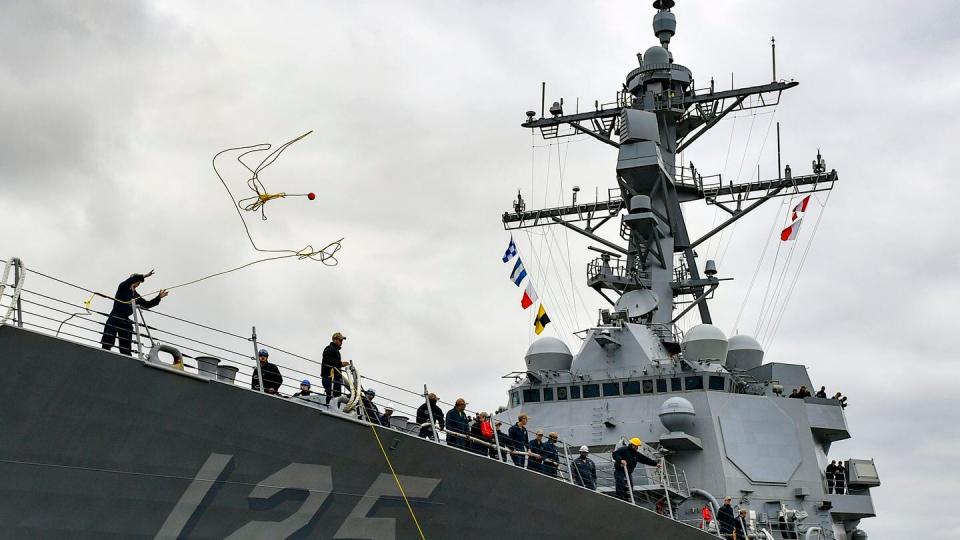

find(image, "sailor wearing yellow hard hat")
[612,437,659,502]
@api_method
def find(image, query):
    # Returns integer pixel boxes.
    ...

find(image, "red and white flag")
[780,217,803,241]
[791,195,811,221]
[520,281,538,309]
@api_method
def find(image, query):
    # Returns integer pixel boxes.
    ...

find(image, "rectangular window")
[570,385,581,399]
[671,378,682,392]
[557,386,568,401]
[685,376,704,391]
[656,379,668,393]
[623,381,643,395]
[709,375,725,391]
[543,387,554,401]
[582,384,600,398]
[522,388,541,403]
[642,380,655,394]
[603,382,621,397]
[511,391,520,406]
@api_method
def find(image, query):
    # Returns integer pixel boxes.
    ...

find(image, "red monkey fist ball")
[307,192,316,200]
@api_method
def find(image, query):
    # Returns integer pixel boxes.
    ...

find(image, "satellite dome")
[727,335,765,370]
[525,337,573,372]
[615,289,659,318]
[643,46,669,66]
[659,396,696,432]
[681,324,728,364]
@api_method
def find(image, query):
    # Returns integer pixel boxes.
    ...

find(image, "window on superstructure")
[582,384,600,398]
[656,379,668,393]
[570,385,581,399]
[671,378,682,392]
[603,383,621,397]
[543,387,554,401]
[511,391,520,406]
[642,380,655,394]
[623,381,643,395]
[709,375,725,391]
[557,386,568,400]
[685,376,704,391]
[522,389,541,403]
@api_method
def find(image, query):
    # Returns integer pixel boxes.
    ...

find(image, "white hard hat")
[579,445,589,453]
[385,402,395,411]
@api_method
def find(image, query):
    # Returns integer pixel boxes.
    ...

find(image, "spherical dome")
[728,335,762,351]
[681,324,729,364]
[659,397,696,432]
[643,46,670,66]
[727,335,764,370]
[525,337,573,372]
[615,289,659,318]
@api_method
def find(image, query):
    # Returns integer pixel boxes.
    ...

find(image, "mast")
[503,0,836,340]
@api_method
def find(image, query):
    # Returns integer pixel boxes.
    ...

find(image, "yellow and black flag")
[534,303,551,335]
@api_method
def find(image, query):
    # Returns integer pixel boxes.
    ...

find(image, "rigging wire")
[763,189,834,352]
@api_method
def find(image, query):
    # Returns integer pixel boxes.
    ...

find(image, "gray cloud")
[2,1,957,537]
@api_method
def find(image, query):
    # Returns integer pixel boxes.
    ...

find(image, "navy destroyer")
[0,1,878,538]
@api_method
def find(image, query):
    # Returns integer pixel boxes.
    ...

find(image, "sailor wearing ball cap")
[611,437,658,501]
[321,332,351,405]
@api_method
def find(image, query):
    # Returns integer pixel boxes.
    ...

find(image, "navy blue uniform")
[572,456,597,490]
[320,342,344,405]
[611,445,657,501]
[540,440,559,476]
[100,274,163,356]
[507,424,529,466]
[416,401,444,438]
[445,408,469,448]
[717,504,736,536]
[528,438,545,472]
[251,360,283,393]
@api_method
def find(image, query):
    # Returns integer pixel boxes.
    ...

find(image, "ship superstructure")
[497,1,877,538]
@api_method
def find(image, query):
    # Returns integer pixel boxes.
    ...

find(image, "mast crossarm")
[701,169,837,204]
[502,198,624,230]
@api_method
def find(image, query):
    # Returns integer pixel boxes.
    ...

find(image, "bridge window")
[642,380,655,394]
[557,386,568,401]
[511,391,520,407]
[685,376,704,391]
[671,377,682,392]
[543,387,554,401]
[582,384,600,398]
[709,375,725,391]
[603,382,621,397]
[623,380,643,395]
[522,388,541,403]
[570,385,581,399]
[656,379,668,393]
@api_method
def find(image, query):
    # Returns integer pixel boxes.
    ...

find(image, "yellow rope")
[368,423,427,540]
[241,191,287,212]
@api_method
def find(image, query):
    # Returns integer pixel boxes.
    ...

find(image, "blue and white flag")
[509,258,527,286]
[502,237,518,263]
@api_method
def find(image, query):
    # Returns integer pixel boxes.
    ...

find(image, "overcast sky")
[3,1,959,537]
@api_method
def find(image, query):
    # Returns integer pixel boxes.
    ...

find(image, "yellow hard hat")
[630,437,642,447]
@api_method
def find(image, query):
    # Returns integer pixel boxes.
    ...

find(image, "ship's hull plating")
[0,326,710,539]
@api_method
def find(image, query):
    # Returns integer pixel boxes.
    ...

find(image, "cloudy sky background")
[3,1,959,537]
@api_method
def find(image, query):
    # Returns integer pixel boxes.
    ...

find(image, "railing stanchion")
[423,384,440,443]
[623,461,637,506]
[661,456,675,520]
[491,418,503,461]
[13,258,23,327]
[251,326,265,394]
[131,301,144,359]
[560,439,574,482]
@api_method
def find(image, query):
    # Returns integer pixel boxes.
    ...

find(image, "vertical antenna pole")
[540,82,546,118]
[251,326,265,394]
[776,122,782,180]
[771,36,777,81]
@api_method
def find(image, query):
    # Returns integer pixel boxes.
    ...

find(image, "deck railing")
[0,256,711,535]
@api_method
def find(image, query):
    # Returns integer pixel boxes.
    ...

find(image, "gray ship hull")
[0,326,711,539]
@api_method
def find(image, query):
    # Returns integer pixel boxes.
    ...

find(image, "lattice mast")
[503,0,836,334]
